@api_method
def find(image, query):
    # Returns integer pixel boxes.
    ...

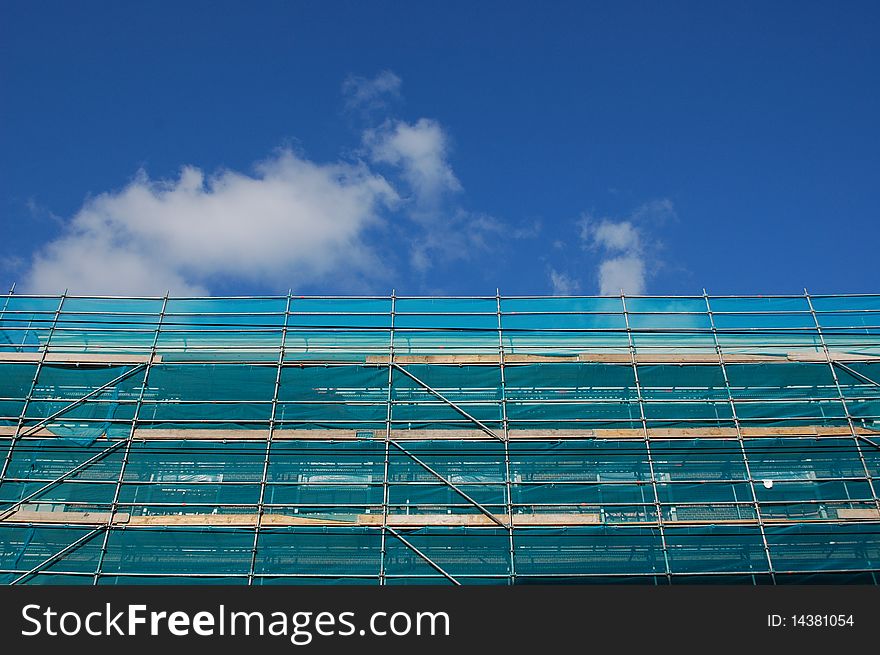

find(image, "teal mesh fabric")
[0,293,878,584]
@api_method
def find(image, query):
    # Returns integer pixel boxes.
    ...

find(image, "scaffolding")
[0,290,879,585]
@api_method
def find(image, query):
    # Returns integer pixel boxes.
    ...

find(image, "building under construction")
[1,292,878,584]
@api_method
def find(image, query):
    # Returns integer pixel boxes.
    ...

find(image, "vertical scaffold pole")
[93,292,168,584]
[248,290,293,585]
[1,291,66,482]
[496,289,517,584]
[704,289,776,584]
[621,292,672,584]
[378,290,396,585]
[804,290,880,514]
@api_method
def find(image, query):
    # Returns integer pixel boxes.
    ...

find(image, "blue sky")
[1,1,878,297]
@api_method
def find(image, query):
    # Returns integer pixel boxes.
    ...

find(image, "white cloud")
[364,118,461,211]
[580,215,646,295]
[22,70,531,293]
[549,269,580,295]
[362,116,504,274]
[579,199,675,295]
[597,255,646,296]
[405,209,505,273]
[342,70,402,113]
[584,219,641,252]
[631,197,676,224]
[25,150,397,295]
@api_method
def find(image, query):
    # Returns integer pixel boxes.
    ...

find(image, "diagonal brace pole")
[384,526,461,585]
[391,363,503,441]
[0,440,126,521]
[827,363,880,450]
[855,434,880,451]
[832,361,880,389]
[10,526,106,585]
[389,440,507,528]
[19,363,147,438]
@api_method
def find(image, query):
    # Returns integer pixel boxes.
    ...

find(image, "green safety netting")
[2,294,879,356]
[4,360,877,437]
[1,294,879,584]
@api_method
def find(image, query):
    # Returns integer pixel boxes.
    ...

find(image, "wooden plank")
[795,351,880,363]
[357,513,600,527]
[5,511,875,528]
[362,351,880,365]
[126,514,352,527]
[3,425,872,442]
[0,427,62,437]
[370,513,600,528]
[53,512,601,527]
[1,349,877,367]
[1,511,599,528]
[836,508,880,520]
[366,353,514,364]
[0,352,43,363]
[739,426,859,437]
[661,517,880,525]
[0,352,159,365]
[1,510,130,525]
[131,428,271,440]
[116,425,875,442]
